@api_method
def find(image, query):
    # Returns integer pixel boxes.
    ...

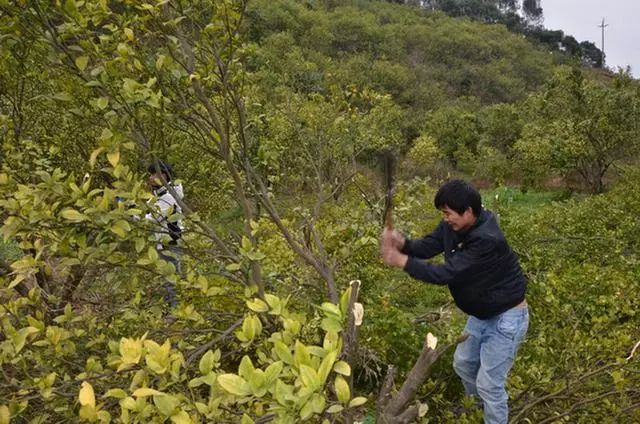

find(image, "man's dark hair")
[147,160,173,182]
[434,179,482,216]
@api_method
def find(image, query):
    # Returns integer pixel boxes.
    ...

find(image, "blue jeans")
[453,306,529,424]
[159,246,181,308]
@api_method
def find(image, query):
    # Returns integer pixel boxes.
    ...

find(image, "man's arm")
[401,221,445,260]
[403,237,495,285]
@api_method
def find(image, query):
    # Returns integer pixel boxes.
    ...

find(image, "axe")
[382,150,394,230]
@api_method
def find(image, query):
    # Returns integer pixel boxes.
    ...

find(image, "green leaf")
[148,247,159,262]
[321,317,343,333]
[100,128,113,141]
[195,402,208,414]
[340,287,352,316]
[104,388,127,399]
[274,379,293,406]
[310,393,326,414]
[12,327,38,353]
[97,410,111,422]
[326,404,344,414]
[264,361,283,385]
[61,208,88,222]
[241,414,255,424]
[246,298,269,313]
[217,374,251,396]
[199,350,215,375]
[124,27,134,41]
[155,54,166,70]
[135,238,146,253]
[323,331,340,351]
[239,315,261,342]
[294,341,311,368]
[307,346,326,357]
[334,375,350,404]
[96,97,109,110]
[274,341,293,364]
[133,388,163,397]
[226,263,241,271]
[348,397,368,408]
[299,365,320,390]
[248,369,266,396]
[120,397,136,410]
[75,56,89,71]
[264,294,281,315]
[170,410,192,424]
[300,401,314,421]
[238,356,254,380]
[333,361,351,376]
[154,394,179,416]
[111,220,131,238]
[317,350,337,385]
[320,302,342,318]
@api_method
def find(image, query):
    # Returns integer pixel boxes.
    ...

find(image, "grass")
[482,186,570,217]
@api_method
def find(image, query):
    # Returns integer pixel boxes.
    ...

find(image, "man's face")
[440,206,476,232]
[147,172,163,189]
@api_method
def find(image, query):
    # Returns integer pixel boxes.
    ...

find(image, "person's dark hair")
[434,179,482,216]
[147,160,173,182]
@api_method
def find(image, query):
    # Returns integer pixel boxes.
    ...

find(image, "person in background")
[380,179,528,424]
[146,160,184,310]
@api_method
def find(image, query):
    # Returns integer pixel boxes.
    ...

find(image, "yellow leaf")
[119,337,142,365]
[170,410,193,424]
[334,375,350,404]
[107,150,120,167]
[217,374,251,396]
[246,298,269,313]
[75,55,89,71]
[348,396,368,408]
[0,173,8,185]
[333,360,351,377]
[79,404,97,421]
[132,388,164,397]
[79,381,95,408]
[89,147,104,168]
[0,405,10,424]
[124,28,134,41]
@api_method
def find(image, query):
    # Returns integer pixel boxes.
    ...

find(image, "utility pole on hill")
[598,17,608,67]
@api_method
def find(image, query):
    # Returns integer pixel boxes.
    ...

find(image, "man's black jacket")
[401,209,526,319]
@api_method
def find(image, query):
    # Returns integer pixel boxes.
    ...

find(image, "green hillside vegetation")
[1,0,640,423]
[247,0,559,136]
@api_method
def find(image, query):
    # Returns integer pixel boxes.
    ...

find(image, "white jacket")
[146,183,184,249]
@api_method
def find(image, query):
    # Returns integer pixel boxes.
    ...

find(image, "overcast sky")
[542,0,639,76]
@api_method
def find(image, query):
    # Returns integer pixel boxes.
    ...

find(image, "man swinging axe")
[380,179,528,424]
